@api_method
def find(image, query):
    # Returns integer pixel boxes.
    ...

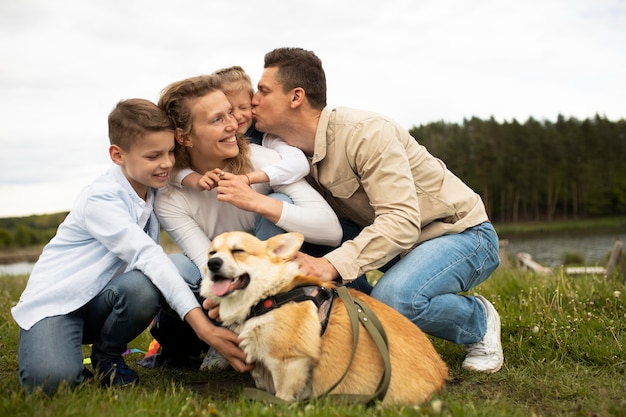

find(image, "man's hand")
[293,252,340,282]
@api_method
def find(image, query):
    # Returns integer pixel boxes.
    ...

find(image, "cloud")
[0,0,625,216]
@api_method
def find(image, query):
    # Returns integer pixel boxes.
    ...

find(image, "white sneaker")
[199,347,230,371]
[462,295,504,373]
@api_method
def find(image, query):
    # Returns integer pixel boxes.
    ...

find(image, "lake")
[0,261,34,276]
[498,228,626,268]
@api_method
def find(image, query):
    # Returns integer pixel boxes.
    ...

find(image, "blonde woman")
[148,75,342,367]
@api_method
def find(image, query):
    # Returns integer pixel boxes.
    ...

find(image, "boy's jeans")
[371,221,500,344]
[18,270,160,395]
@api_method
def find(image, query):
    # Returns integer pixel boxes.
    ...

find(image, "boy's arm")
[82,192,200,320]
[258,135,310,186]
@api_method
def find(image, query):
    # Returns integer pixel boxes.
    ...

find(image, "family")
[11,47,503,396]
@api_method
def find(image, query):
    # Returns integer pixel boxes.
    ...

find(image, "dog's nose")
[207,257,223,272]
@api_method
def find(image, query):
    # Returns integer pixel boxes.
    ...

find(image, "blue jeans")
[370,222,500,344]
[17,270,161,395]
[255,192,291,240]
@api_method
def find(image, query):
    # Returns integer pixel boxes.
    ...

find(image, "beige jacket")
[310,107,489,281]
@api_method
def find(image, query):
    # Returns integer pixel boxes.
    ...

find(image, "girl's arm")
[255,135,310,186]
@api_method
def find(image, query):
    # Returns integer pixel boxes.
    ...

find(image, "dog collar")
[248,286,335,335]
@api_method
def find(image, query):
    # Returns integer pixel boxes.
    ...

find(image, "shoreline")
[0,248,41,265]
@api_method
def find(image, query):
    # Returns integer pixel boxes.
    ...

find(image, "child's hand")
[197,169,225,191]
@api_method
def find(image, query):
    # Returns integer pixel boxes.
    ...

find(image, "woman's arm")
[154,188,213,270]
[214,172,341,246]
[273,178,342,246]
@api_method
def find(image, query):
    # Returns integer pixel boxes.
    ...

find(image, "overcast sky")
[1,0,625,218]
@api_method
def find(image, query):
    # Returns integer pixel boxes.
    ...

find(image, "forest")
[410,114,626,223]
[1,114,625,248]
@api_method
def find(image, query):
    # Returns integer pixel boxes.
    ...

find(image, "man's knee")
[371,277,423,318]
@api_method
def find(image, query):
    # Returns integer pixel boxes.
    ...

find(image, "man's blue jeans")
[17,270,161,395]
[371,222,500,344]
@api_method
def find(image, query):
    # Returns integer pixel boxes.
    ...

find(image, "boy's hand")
[203,298,221,321]
[205,326,254,373]
[184,308,253,373]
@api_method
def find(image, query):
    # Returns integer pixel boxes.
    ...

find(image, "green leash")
[242,285,392,406]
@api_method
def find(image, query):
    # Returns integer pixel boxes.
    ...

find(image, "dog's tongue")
[211,279,234,297]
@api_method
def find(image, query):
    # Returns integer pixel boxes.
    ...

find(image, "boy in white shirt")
[11,99,251,395]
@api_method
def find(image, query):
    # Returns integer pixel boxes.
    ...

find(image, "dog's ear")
[266,233,305,261]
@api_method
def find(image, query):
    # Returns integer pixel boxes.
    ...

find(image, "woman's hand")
[215,172,282,223]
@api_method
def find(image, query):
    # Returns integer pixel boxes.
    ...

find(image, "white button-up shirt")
[12,166,199,330]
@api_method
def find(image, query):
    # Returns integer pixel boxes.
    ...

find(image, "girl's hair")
[158,75,252,174]
[108,98,174,150]
[211,65,254,98]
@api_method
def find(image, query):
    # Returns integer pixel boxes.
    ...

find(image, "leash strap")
[346,288,391,404]
[243,285,392,406]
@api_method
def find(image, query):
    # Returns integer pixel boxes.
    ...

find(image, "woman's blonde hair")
[158,75,252,174]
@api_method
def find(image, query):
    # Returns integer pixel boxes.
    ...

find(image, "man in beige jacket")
[251,47,503,373]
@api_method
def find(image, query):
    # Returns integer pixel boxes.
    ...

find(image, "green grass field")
[1,268,625,416]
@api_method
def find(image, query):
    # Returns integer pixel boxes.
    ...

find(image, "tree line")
[1,114,625,248]
[0,212,67,248]
[410,114,626,223]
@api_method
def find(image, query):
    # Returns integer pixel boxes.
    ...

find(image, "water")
[500,228,626,268]
[0,262,34,276]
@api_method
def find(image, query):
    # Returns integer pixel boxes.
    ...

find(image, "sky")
[0,0,625,218]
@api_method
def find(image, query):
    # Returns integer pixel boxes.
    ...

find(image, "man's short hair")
[264,47,327,109]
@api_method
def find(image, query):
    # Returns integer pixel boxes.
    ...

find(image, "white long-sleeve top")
[12,166,200,330]
[173,133,309,187]
[155,144,341,271]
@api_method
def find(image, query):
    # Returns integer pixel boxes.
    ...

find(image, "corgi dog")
[199,231,448,405]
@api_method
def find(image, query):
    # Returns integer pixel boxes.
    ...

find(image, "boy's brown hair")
[108,98,175,150]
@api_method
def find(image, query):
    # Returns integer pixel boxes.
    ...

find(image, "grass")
[492,216,626,236]
[1,268,625,416]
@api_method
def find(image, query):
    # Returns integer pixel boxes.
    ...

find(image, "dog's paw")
[199,348,230,371]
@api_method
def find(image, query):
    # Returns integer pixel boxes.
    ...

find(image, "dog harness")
[247,285,335,335]
[243,285,392,405]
